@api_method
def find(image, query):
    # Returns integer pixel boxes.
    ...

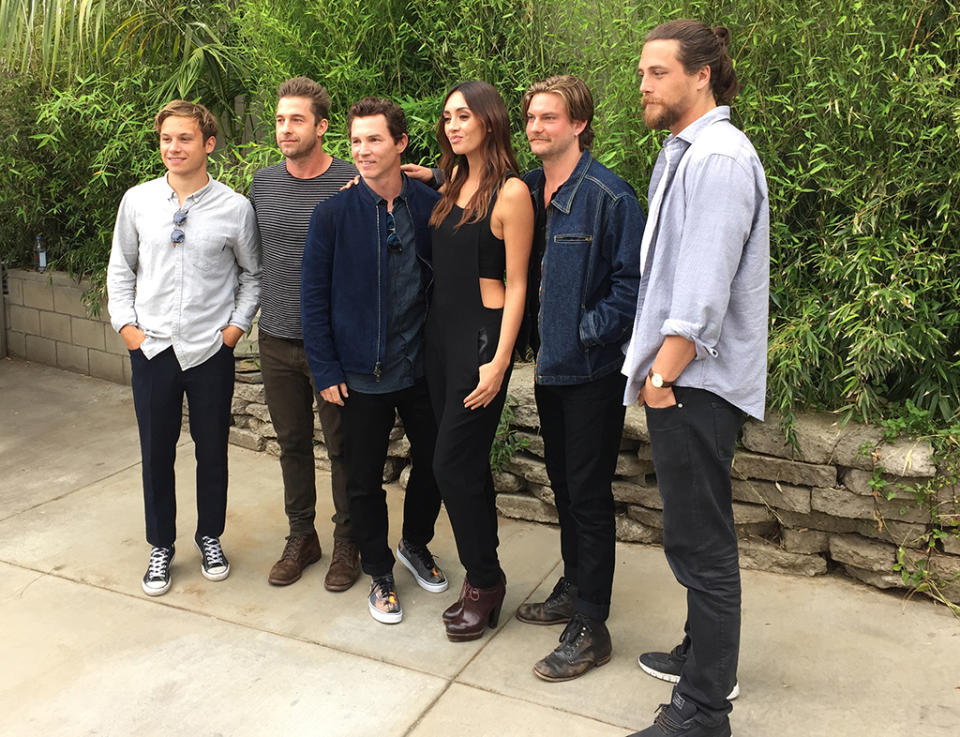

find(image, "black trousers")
[129,344,235,548]
[535,370,626,621]
[431,358,512,590]
[646,386,744,722]
[340,378,442,577]
[259,331,350,540]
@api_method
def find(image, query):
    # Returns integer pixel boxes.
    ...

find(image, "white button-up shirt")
[107,175,261,370]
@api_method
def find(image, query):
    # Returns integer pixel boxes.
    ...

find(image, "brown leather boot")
[532,613,612,681]
[444,576,506,642]
[268,532,322,586]
[324,537,361,592]
[441,576,469,623]
[516,576,577,625]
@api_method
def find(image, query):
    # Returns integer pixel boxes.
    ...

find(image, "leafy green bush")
[1,0,958,429]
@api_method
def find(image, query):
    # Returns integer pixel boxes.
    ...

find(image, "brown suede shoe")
[268,532,322,586]
[324,537,361,592]
[533,613,612,681]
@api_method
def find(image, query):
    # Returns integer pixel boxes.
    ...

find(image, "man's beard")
[642,99,682,131]
[282,136,317,160]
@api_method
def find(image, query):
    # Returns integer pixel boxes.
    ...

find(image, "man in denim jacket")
[514,75,645,682]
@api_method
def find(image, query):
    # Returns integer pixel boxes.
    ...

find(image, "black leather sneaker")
[639,637,739,700]
[627,691,731,737]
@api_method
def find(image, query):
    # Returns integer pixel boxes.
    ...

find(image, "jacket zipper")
[374,206,383,380]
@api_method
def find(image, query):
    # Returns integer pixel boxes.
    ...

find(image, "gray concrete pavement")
[1,355,959,737]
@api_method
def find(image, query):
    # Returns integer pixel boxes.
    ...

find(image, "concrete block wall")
[2,269,131,384]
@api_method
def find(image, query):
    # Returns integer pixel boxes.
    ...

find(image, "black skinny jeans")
[340,378,442,577]
[130,344,234,548]
[535,370,626,621]
[646,386,744,722]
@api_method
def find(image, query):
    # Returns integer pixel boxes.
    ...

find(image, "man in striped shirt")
[250,77,361,590]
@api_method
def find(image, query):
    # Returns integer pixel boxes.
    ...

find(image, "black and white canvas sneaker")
[142,545,175,596]
[194,535,230,581]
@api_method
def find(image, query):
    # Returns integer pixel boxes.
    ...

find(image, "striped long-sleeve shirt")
[250,158,357,339]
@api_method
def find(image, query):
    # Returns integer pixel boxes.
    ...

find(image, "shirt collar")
[671,105,731,146]
[162,173,214,204]
[548,148,594,215]
[357,172,410,207]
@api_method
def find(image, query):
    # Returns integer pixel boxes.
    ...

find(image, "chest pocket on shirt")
[554,234,593,244]
[191,234,227,272]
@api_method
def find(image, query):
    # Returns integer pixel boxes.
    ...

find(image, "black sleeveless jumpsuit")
[426,199,512,590]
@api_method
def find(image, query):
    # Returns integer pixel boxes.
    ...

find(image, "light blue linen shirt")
[107,175,262,370]
[622,106,770,419]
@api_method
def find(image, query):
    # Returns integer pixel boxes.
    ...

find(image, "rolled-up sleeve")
[661,153,756,359]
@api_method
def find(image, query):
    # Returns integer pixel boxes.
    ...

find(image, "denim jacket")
[523,150,645,385]
[301,176,440,391]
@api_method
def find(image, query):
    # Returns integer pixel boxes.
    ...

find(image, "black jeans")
[646,386,744,722]
[259,331,350,540]
[535,370,626,621]
[340,378,442,577]
[129,344,235,548]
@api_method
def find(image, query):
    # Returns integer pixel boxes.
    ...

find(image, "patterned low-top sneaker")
[194,535,230,581]
[397,538,448,593]
[368,574,403,624]
[142,545,175,596]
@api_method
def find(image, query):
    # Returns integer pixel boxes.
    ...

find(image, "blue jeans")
[646,386,744,722]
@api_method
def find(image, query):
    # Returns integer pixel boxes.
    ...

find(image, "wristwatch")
[647,368,674,388]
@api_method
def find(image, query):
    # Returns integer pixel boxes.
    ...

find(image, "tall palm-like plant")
[0,0,108,85]
[0,0,243,134]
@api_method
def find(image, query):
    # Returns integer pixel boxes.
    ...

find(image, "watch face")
[651,373,663,388]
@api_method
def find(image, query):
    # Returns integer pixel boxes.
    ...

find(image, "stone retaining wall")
[231,360,960,604]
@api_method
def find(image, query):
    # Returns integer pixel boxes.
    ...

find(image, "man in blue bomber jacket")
[514,75,645,682]
[301,97,447,626]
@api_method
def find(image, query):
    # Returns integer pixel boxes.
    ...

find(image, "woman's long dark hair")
[429,80,520,229]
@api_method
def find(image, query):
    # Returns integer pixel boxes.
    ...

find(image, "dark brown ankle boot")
[442,576,469,623]
[444,576,506,642]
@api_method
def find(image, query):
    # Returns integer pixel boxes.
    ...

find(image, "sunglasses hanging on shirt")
[171,208,188,246]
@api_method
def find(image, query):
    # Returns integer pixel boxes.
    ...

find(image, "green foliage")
[2,0,959,435]
[489,395,529,472]
[0,70,159,279]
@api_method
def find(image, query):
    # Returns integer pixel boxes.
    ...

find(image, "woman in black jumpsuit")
[425,81,533,641]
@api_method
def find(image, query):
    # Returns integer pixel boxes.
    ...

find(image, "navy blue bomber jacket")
[301,175,440,392]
